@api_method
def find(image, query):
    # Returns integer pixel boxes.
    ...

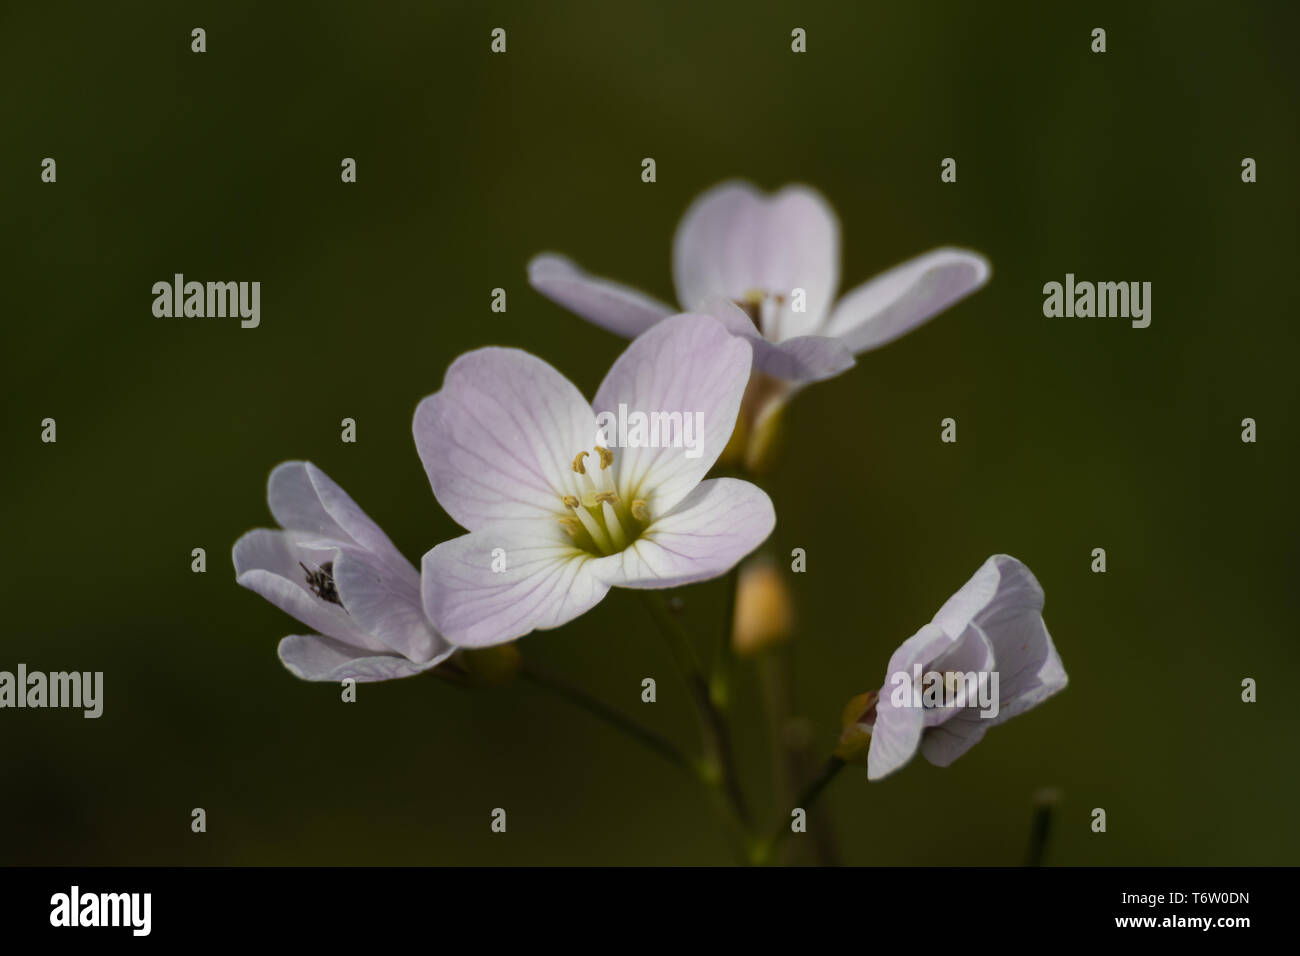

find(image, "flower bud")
[731,557,794,657]
[834,690,878,765]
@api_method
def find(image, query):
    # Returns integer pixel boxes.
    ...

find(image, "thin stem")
[752,756,846,865]
[519,661,693,777]
[710,565,740,711]
[1024,789,1060,866]
[639,592,752,831]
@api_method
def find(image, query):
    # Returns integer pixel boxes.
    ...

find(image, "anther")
[630,499,649,522]
[596,446,614,470]
[572,451,589,474]
[561,494,580,509]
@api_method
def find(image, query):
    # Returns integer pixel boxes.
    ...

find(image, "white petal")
[266,461,409,577]
[277,635,442,683]
[705,298,854,383]
[672,181,839,338]
[592,314,751,515]
[421,519,610,648]
[413,347,600,530]
[528,254,675,338]
[924,623,995,728]
[867,622,955,780]
[232,530,387,652]
[824,248,990,354]
[594,478,775,589]
[332,551,453,665]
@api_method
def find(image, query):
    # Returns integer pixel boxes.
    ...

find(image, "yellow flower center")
[557,446,650,556]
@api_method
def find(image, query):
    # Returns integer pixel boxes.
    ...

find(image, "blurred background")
[2,0,1297,865]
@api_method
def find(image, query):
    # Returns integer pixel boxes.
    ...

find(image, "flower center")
[556,445,650,556]
[734,288,787,337]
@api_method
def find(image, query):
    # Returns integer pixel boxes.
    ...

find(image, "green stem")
[519,662,693,777]
[710,565,740,711]
[752,756,845,865]
[639,592,752,832]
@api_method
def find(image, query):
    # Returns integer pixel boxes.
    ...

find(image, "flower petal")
[824,248,990,354]
[672,181,839,339]
[232,529,388,652]
[706,298,854,383]
[277,634,441,683]
[528,254,675,339]
[421,519,610,648]
[266,461,410,577]
[413,348,600,530]
[919,707,990,767]
[867,622,955,780]
[932,555,1066,722]
[332,550,453,665]
[924,623,996,728]
[592,314,751,515]
[594,478,775,589]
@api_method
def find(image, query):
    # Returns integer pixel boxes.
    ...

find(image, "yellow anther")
[630,499,649,522]
[596,446,614,470]
[571,451,589,474]
[558,516,582,537]
[561,494,580,509]
[594,491,619,504]
[742,288,765,306]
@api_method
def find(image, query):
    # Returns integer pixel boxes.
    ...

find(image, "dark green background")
[3,1,1297,864]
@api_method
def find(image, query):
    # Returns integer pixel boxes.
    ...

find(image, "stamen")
[630,498,650,522]
[558,516,582,538]
[603,500,629,550]
[596,446,614,470]
[571,505,613,553]
[561,494,580,509]
[593,491,618,504]
[571,451,589,474]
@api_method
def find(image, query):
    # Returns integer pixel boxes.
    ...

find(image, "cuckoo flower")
[529,180,990,392]
[233,461,455,681]
[838,555,1067,780]
[414,313,776,648]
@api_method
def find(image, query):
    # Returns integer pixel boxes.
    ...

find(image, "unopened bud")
[731,557,794,657]
[834,690,878,765]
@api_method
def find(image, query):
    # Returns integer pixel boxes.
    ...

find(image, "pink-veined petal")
[413,348,599,530]
[332,550,452,665]
[421,518,610,648]
[592,314,751,515]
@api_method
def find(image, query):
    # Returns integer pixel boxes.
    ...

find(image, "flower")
[414,313,776,648]
[233,461,455,681]
[529,180,990,389]
[837,555,1067,780]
